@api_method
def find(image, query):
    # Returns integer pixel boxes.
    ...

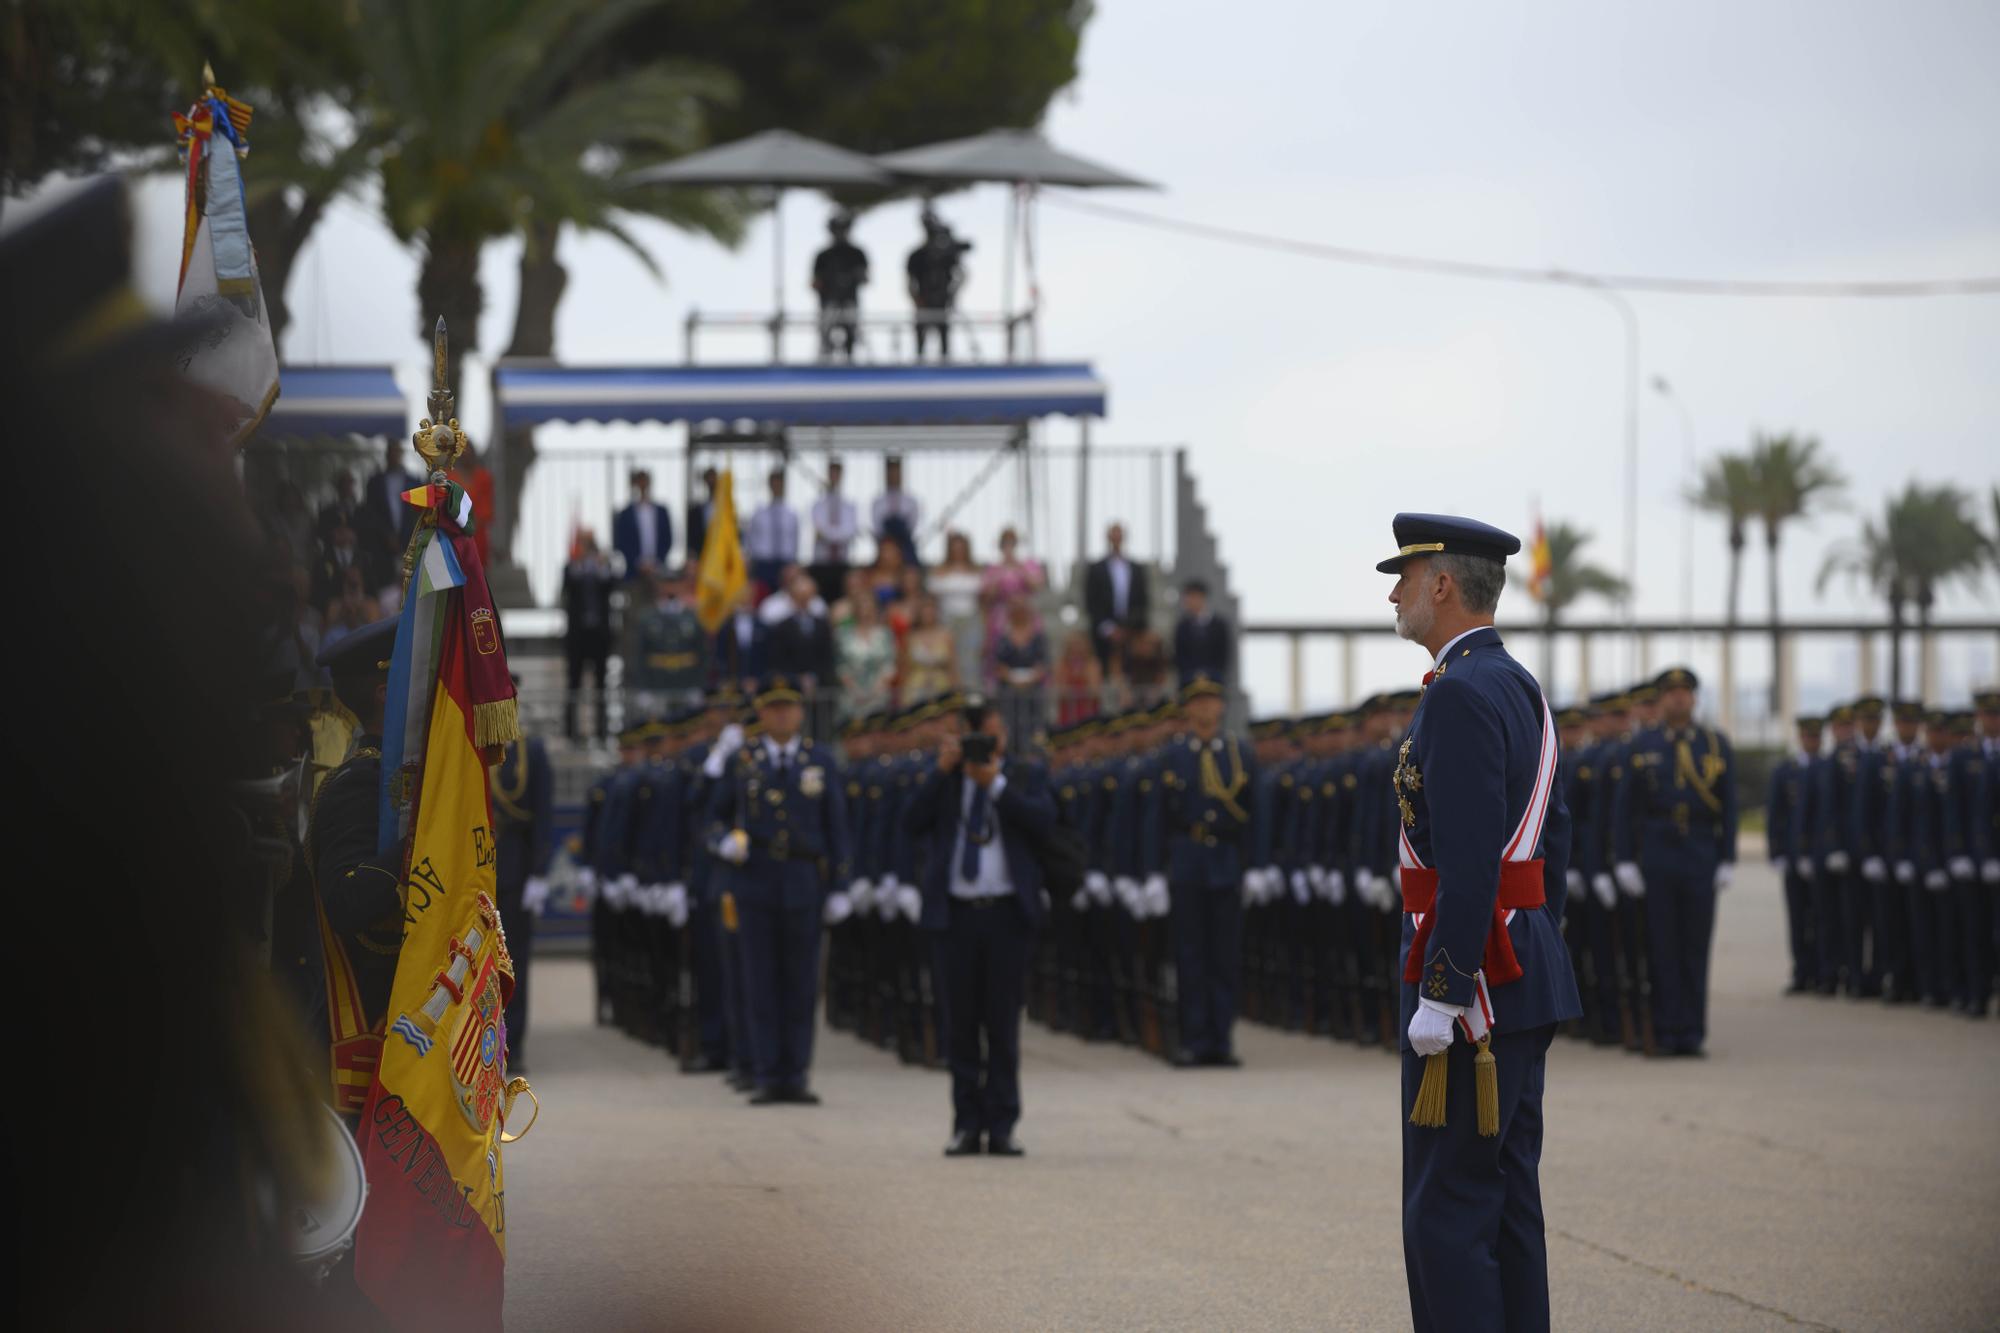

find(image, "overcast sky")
[114,0,1999,706]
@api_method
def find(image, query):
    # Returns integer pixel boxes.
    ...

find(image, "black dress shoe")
[748,1088,785,1105]
[944,1131,982,1157]
[1170,1048,1203,1068]
[681,1053,728,1074]
[986,1133,1025,1157]
[1205,1051,1243,1069]
[783,1086,822,1105]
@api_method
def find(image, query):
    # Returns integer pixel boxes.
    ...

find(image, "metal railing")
[683,307,1039,366]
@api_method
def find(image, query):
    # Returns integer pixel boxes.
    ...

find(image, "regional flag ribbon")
[356,490,524,1330]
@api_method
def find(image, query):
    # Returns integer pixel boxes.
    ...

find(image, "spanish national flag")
[696,468,746,632]
[1527,512,1552,604]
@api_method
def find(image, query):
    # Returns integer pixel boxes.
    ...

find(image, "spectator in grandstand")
[316,469,361,545]
[359,436,420,570]
[757,562,824,625]
[686,465,721,563]
[269,480,317,570]
[864,538,909,610]
[612,468,673,581]
[561,531,616,741]
[769,567,837,687]
[980,525,1045,677]
[872,454,921,567]
[713,584,769,692]
[993,596,1049,744]
[746,466,800,595]
[321,562,376,651]
[1052,629,1105,725]
[837,588,897,716]
[1173,578,1234,687]
[930,530,987,686]
[1084,521,1149,671]
[810,457,861,604]
[450,446,495,565]
[901,593,960,701]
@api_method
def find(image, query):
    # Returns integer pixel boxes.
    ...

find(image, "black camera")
[961,734,998,765]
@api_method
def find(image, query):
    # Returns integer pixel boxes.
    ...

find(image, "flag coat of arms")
[172,77,280,445]
[354,466,524,1330]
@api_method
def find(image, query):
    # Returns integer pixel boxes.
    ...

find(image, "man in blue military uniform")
[1147,675,1259,1067]
[489,710,553,1072]
[908,695,1058,1155]
[1769,715,1824,995]
[1612,667,1736,1055]
[708,675,851,1103]
[1380,514,1579,1333]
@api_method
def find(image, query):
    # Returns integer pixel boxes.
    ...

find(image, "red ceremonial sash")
[1400,861,1545,986]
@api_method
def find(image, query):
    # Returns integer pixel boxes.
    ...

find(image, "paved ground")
[502,863,2000,1331]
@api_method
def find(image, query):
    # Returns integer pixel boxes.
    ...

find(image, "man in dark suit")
[612,468,674,580]
[1084,521,1149,671]
[562,533,617,741]
[713,587,769,692]
[1380,512,1581,1333]
[768,568,836,737]
[687,466,720,564]
[906,696,1058,1156]
[358,437,419,587]
[1172,578,1233,688]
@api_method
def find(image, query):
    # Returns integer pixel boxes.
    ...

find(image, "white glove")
[824,892,853,926]
[1566,869,1585,900]
[1070,888,1091,912]
[1241,870,1262,905]
[1925,869,1949,892]
[1144,873,1170,918]
[1306,865,1328,896]
[896,884,924,922]
[1327,869,1347,906]
[1983,859,2000,885]
[703,723,745,778]
[1591,872,1617,911]
[1354,866,1376,904]
[663,883,689,928]
[523,876,551,915]
[1862,856,1887,883]
[1949,856,1976,881]
[576,866,597,895]
[1895,861,1917,886]
[1714,863,1734,893]
[1826,850,1851,874]
[1407,1002,1460,1057]
[1769,856,1787,876]
[1615,863,1645,899]
[717,830,750,865]
[1798,859,1815,882]
[1290,869,1311,905]
[1114,876,1139,911]
[1085,870,1112,905]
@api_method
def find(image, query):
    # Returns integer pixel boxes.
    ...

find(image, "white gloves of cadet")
[1862,856,1887,883]
[1797,858,1815,882]
[1925,868,1950,892]
[1984,859,2000,885]
[1825,850,1851,874]
[663,883,689,927]
[1085,870,1113,906]
[716,830,750,865]
[1614,863,1645,899]
[1354,867,1377,908]
[1591,873,1617,911]
[895,883,924,922]
[1144,874,1170,918]
[523,876,551,915]
[1566,869,1585,901]
[1289,869,1312,905]
[1407,1002,1461,1057]
[1714,863,1734,893]
[1949,856,1977,882]
[575,866,598,903]
[703,723,746,779]
[823,890,853,925]
[1895,861,1917,886]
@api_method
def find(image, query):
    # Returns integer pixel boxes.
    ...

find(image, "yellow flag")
[696,468,746,632]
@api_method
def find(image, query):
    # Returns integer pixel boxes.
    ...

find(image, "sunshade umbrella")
[876,129,1156,342]
[627,130,894,331]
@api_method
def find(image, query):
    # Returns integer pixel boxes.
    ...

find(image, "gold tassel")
[473,695,522,749]
[1409,1051,1449,1128]
[1474,1037,1499,1137]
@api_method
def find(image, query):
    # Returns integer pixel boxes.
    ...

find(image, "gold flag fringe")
[474,696,521,749]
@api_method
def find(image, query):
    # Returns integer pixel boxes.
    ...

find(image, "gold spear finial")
[414,316,465,479]
[202,60,216,88]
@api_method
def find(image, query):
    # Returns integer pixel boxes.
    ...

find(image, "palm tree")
[1748,433,1845,711]
[1819,483,1987,698]
[1536,521,1629,696]
[1689,453,1758,631]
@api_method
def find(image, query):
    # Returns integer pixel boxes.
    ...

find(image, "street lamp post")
[1558,275,1641,678]
[1651,375,1697,660]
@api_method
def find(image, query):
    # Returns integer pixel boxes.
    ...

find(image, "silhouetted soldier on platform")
[907,207,970,361]
[812,212,868,361]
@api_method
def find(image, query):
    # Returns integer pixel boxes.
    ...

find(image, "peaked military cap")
[315,615,400,675]
[1828,702,1855,723]
[755,674,804,706]
[1655,666,1699,692]
[1375,513,1522,574]
[1628,682,1660,704]
[1795,714,1824,732]
[1556,705,1589,727]
[1853,695,1886,717]
[1181,674,1225,702]
[1248,717,1288,741]
[1891,700,1924,723]
[1922,707,1950,729]
[1971,687,2000,711]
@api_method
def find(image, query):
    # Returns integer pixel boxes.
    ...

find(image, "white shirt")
[757,588,827,626]
[950,773,1012,900]
[764,735,803,769]
[1107,556,1131,617]
[747,501,799,563]
[872,489,920,537]
[812,494,859,562]
[634,504,661,564]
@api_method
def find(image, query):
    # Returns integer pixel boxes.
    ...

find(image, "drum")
[281,1103,368,1282]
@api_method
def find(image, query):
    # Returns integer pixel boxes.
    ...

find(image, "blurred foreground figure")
[4,178,341,1329]
[1379,513,1579,1333]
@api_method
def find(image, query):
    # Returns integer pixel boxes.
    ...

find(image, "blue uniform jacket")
[706,740,851,906]
[1612,724,1738,873]
[1396,628,1580,1044]
[1147,733,1259,889]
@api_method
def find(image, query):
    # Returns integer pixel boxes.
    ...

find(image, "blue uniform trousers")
[1957,880,1993,1013]
[1872,877,1912,998]
[1402,1023,1555,1333]
[715,906,755,1080]
[1583,897,1622,1042]
[937,898,1031,1137]
[1905,883,1942,1004]
[1781,870,1817,990]
[1641,864,1718,1052]
[1170,880,1244,1058]
[688,899,728,1062]
[1811,873,1844,993]
[738,889,824,1091]
[1837,870,1878,994]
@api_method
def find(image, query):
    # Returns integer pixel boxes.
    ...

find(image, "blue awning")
[493,363,1107,428]
[263,365,407,439]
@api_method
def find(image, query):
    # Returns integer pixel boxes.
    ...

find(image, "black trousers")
[565,627,610,740]
[1782,868,1817,989]
[937,898,1030,1137]
[1171,879,1244,1057]
[497,885,535,1065]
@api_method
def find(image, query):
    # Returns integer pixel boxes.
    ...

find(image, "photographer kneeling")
[906,696,1058,1157]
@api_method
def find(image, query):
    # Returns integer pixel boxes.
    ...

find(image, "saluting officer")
[708,675,851,1104]
[1380,513,1580,1333]
[1148,675,1258,1068]
[1612,667,1736,1056]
